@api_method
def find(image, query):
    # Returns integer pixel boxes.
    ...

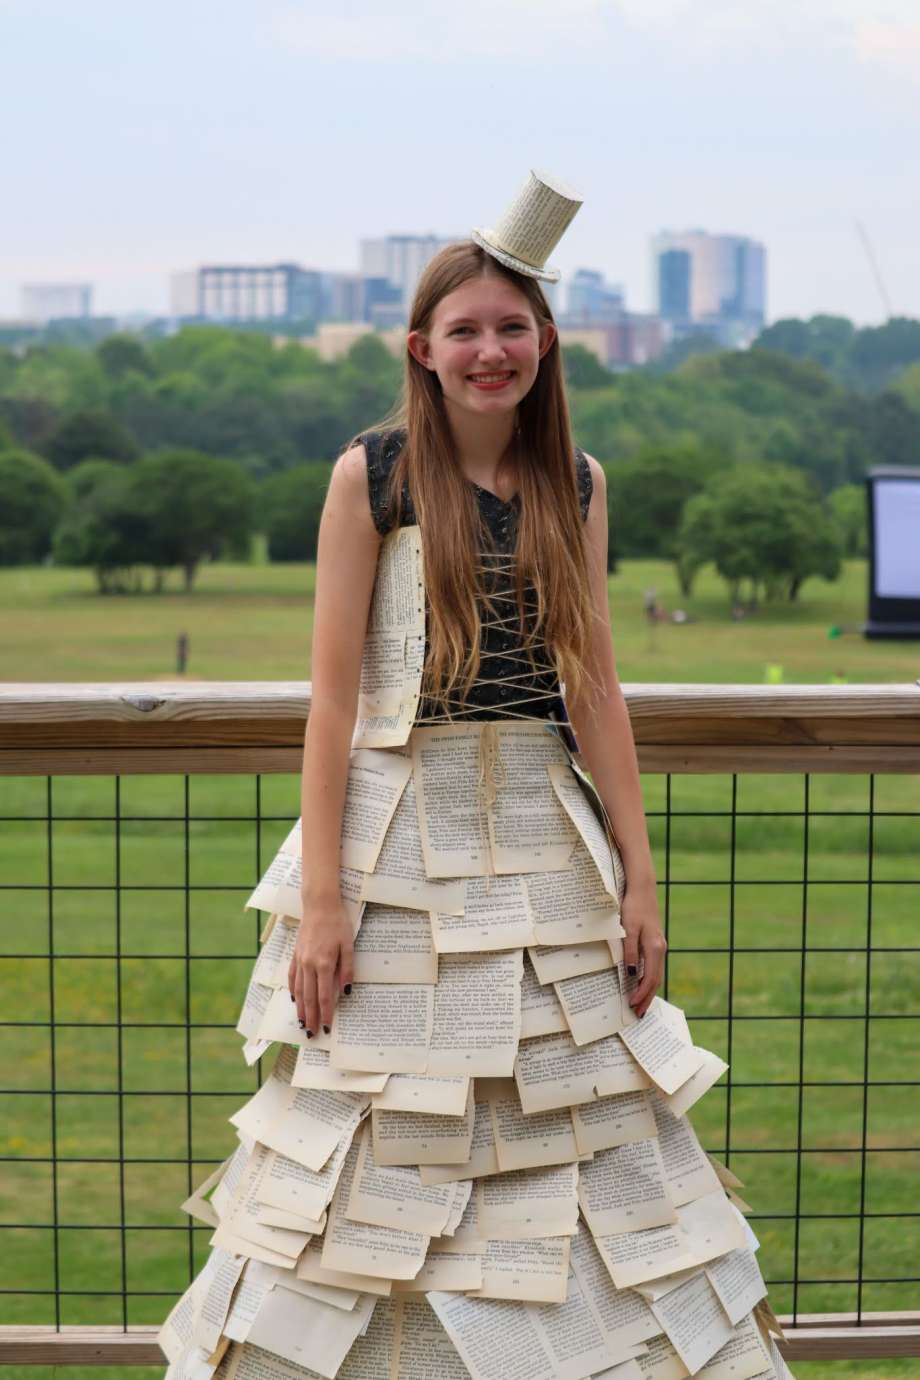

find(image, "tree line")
[0,317,916,602]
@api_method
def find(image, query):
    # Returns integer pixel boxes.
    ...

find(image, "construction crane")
[854,219,893,320]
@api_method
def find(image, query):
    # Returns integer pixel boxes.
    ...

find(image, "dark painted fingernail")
[323,1024,330,1035]
[290,993,295,1001]
[344,984,352,995]
[627,965,638,976]
[305,1029,313,1039]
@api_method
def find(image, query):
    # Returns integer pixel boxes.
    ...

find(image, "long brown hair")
[347,240,599,717]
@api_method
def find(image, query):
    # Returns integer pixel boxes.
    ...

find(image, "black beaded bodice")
[360,427,593,723]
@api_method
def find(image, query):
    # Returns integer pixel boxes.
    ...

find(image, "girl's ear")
[537,321,557,359]
[407,329,435,370]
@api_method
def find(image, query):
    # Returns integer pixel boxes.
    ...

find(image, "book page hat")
[471,169,583,283]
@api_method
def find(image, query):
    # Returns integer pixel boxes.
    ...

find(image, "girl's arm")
[566,455,666,1017]
[289,444,382,1036]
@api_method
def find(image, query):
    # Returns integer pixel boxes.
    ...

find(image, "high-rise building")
[170,264,322,322]
[650,230,766,344]
[20,283,92,323]
[359,234,462,316]
[565,269,625,325]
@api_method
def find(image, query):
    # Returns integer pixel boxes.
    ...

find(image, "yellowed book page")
[354,525,424,710]
[228,1044,296,1142]
[209,1138,251,1221]
[572,1090,656,1156]
[373,1082,474,1166]
[373,1072,470,1117]
[592,1220,698,1290]
[529,941,614,985]
[650,1272,735,1375]
[245,1284,376,1378]
[221,1269,273,1343]
[426,1289,558,1380]
[250,990,325,1051]
[418,1097,499,1185]
[520,952,568,1038]
[532,1264,623,1378]
[704,1249,767,1327]
[632,1266,704,1304]
[431,873,536,952]
[296,1238,392,1296]
[477,1161,579,1240]
[210,1222,296,1270]
[361,776,465,914]
[346,1124,456,1235]
[181,1157,231,1228]
[336,1294,397,1379]
[358,630,407,716]
[619,1002,706,1095]
[236,975,273,1041]
[412,724,492,877]
[678,1191,747,1266]
[258,1084,367,1175]
[569,1221,660,1350]
[257,1130,354,1222]
[578,1137,677,1236]
[525,840,621,946]
[427,949,523,1077]
[251,915,299,988]
[242,1258,359,1313]
[663,1050,728,1118]
[353,697,420,752]
[649,1093,722,1206]
[193,1250,247,1354]
[254,1204,325,1232]
[490,1088,578,1172]
[695,1312,772,1380]
[339,748,413,873]
[632,1332,690,1380]
[487,726,577,873]
[515,1030,649,1115]
[292,1044,388,1095]
[353,903,437,984]
[246,821,302,917]
[321,1136,430,1280]
[555,967,630,1046]
[218,1143,311,1260]
[393,1250,483,1293]
[594,1362,644,1380]
[329,980,434,1074]
[470,1237,571,1304]
[157,1274,199,1362]
[547,763,619,898]
[391,1295,473,1375]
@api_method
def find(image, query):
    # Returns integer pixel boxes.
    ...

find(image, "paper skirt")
[160,719,793,1380]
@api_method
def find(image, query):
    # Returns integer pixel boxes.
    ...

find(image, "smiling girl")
[289,223,666,1036]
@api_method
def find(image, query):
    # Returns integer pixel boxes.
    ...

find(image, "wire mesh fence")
[0,682,917,1364]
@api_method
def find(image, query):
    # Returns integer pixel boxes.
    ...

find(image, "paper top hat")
[471,169,583,283]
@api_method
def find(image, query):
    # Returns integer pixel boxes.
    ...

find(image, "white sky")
[1,0,918,324]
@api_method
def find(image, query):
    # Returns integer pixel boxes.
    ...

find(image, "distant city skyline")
[2,1,918,326]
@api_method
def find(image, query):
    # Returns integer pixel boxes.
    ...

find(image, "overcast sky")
[2,0,918,325]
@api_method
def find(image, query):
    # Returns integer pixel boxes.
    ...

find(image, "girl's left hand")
[620,886,667,1018]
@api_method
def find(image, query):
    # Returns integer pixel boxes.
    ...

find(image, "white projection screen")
[865,468,920,639]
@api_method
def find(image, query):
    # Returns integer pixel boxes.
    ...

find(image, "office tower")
[21,283,93,323]
[651,230,767,345]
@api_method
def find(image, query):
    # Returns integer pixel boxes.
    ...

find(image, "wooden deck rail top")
[0,681,918,775]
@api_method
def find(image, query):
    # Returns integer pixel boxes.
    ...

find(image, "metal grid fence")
[0,682,918,1364]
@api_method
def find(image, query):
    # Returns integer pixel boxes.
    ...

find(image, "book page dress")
[159,429,794,1380]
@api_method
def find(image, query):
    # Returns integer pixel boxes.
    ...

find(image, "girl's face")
[408,273,556,420]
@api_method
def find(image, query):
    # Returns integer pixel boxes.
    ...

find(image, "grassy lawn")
[0,558,917,1378]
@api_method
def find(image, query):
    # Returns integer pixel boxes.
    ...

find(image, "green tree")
[0,448,67,565]
[607,443,729,563]
[829,483,869,557]
[132,449,255,590]
[53,462,155,593]
[96,334,155,380]
[563,344,612,389]
[45,408,140,469]
[676,465,843,605]
[259,464,333,562]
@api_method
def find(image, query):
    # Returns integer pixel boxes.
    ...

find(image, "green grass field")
[1,558,918,1379]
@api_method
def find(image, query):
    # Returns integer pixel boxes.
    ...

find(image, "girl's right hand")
[288,894,354,1037]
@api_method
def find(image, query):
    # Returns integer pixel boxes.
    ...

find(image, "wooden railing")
[0,681,918,1367]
